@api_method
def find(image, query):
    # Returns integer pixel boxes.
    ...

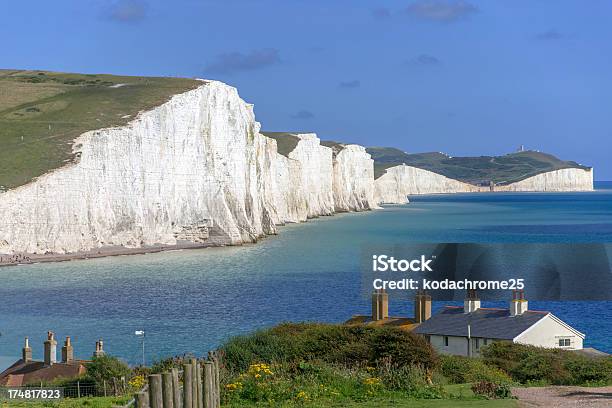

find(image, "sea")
[1,182,611,370]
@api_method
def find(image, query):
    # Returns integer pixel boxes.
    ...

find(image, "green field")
[367,147,590,184]
[0,70,200,190]
[261,132,348,157]
[0,396,130,408]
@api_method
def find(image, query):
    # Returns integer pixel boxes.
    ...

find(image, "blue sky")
[3,0,612,178]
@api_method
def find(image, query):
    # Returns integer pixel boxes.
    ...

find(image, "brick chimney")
[371,289,389,321]
[61,336,74,363]
[93,339,105,358]
[464,289,481,313]
[414,290,432,323]
[510,289,528,316]
[22,337,32,363]
[43,331,57,365]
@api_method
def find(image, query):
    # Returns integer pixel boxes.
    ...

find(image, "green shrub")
[376,363,444,398]
[438,355,512,384]
[369,327,438,369]
[564,356,612,385]
[222,361,376,404]
[512,353,571,384]
[471,381,512,399]
[481,342,612,386]
[86,355,131,388]
[221,322,438,375]
[150,354,194,374]
[378,363,428,392]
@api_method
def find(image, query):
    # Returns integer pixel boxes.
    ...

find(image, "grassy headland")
[0,70,200,190]
[367,147,590,184]
[260,132,301,157]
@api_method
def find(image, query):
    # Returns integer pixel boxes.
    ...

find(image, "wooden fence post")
[148,374,163,408]
[171,368,181,408]
[77,380,81,398]
[183,363,193,408]
[196,363,204,408]
[135,390,149,408]
[189,358,198,408]
[207,352,220,408]
[212,357,220,408]
[203,362,214,408]
[162,372,174,408]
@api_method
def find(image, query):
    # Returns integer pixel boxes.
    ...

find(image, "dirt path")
[513,386,612,407]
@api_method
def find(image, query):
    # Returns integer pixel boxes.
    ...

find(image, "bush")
[439,355,512,384]
[481,342,612,386]
[220,323,443,405]
[471,381,512,399]
[564,356,612,385]
[221,323,438,375]
[377,363,444,399]
[87,355,132,388]
[223,361,377,404]
[150,354,194,374]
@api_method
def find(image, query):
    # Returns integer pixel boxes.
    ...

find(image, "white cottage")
[413,290,585,356]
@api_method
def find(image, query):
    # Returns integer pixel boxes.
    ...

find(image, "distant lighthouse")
[518,144,525,152]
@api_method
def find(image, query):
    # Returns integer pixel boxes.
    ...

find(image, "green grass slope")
[0,70,201,190]
[261,132,348,158]
[260,132,302,157]
[367,147,590,185]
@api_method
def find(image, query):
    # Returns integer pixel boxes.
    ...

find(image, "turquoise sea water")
[1,183,611,369]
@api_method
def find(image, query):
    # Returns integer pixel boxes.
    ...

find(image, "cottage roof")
[412,306,550,340]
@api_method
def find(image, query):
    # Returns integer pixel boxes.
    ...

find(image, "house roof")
[0,359,87,386]
[412,306,549,340]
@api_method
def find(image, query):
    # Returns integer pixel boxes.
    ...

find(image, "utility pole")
[135,330,145,366]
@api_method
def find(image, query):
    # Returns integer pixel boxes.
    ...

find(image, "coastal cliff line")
[0,80,594,256]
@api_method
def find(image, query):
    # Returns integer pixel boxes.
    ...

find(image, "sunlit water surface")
[1,183,611,368]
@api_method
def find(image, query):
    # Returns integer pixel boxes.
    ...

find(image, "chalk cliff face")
[0,80,595,255]
[332,145,378,212]
[495,168,594,192]
[374,164,484,204]
[0,81,272,253]
[0,82,377,255]
[288,134,335,218]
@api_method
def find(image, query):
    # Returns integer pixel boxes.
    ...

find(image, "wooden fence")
[123,353,221,408]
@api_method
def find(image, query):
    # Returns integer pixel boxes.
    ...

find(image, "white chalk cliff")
[494,168,593,192]
[374,164,485,204]
[0,81,377,254]
[332,144,378,212]
[0,81,594,255]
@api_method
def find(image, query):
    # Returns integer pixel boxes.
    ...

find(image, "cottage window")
[444,336,449,347]
[559,338,571,347]
[475,338,480,349]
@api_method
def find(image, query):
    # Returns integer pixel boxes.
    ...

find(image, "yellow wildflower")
[296,391,309,401]
[363,377,382,386]
[128,375,146,390]
[225,382,243,391]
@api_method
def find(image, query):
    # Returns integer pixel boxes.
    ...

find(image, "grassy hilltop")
[0,69,590,191]
[0,70,200,190]
[367,147,590,185]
